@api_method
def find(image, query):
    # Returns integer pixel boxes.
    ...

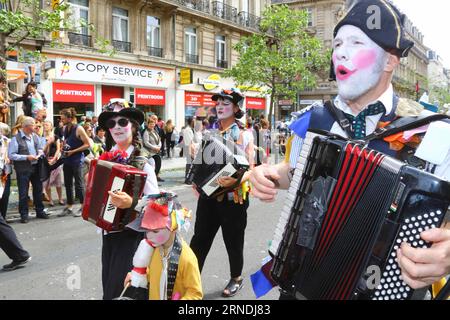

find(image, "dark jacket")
[13,91,48,117]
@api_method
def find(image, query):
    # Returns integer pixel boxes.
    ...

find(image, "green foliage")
[224,4,329,121]
[429,86,450,109]
[0,0,111,70]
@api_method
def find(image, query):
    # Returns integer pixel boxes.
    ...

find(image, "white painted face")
[332,25,388,101]
[108,116,132,144]
[146,228,171,247]
[215,98,235,120]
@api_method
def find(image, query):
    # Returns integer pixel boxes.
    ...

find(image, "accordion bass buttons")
[371,210,444,300]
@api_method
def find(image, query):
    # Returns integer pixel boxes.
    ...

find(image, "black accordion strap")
[364,114,450,142]
[324,100,354,138]
[167,233,182,300]
[434,280,450,300]
[121,175,142,226]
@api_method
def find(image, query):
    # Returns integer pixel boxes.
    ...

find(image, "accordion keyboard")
[373,210,444,300]
[269,131,323,256]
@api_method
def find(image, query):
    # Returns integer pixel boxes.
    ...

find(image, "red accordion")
[82,159,147,232]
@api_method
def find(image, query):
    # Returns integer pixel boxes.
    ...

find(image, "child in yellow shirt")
[122,193,203,300]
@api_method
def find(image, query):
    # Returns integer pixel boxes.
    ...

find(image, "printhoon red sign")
[53,82,95,103]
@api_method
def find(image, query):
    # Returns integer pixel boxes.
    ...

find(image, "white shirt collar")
[335,84,394,116]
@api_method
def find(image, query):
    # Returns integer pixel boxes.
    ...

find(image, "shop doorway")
[53,102,95,126]
[136,105,164,122]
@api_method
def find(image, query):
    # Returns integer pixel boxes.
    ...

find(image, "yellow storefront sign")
[199,74,221,91]
[180,68,192,85]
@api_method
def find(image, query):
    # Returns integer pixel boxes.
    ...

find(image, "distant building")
[271,0,429,117]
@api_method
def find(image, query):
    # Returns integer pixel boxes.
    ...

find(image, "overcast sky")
[393,0,450,68]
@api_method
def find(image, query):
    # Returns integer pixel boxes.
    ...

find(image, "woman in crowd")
[57,108,90,218]
[42,121,64,206]
[142,117,164,182]
[164,119,175,158]
[260,119,271,161]
[97,104,159,299]
[12,81,47,119]
[11,115,26,136]
[181,117,195,184]
[189,88,254,298]
[0,123,12,219]
[93,127,107,152]
[0,75,10,124]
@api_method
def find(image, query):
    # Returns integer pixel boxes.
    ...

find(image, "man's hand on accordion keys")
[107,190,133,209]
[397,227,450,289]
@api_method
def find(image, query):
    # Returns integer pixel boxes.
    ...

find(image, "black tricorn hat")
[330,0,415,81]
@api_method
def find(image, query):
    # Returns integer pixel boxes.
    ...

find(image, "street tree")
[0,0,110,80]
[224,4,329,125]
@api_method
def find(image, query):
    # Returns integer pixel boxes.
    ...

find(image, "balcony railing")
[212,1,238,23]
[148,46,163,57]
[186,53,199,64]
[68,32,92,47]
[176,0,210,14]
[237,11,261,30]
[216,59,228,68]
[112,40,132,53]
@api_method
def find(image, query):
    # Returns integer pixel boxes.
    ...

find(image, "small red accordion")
[82,159,147,231]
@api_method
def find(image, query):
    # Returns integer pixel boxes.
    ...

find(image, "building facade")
[9,0,271,128]
[272,0,429,114]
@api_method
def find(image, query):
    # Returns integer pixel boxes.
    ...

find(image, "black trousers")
[63,164,85,205]
[0,214,29,262]
[151,154,161,176]
[0,174,11,219]
[102,229,144,300]
[190,196,248,278]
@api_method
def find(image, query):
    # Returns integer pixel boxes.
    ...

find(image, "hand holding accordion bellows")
[107,190,133,209]
[397,228,450,289]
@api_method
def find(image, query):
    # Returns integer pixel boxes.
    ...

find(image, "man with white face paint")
[249,0,450,300]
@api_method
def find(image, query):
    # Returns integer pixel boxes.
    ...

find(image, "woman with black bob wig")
[97,100,159,299]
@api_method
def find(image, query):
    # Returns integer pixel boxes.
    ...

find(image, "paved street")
[0,167,284,300]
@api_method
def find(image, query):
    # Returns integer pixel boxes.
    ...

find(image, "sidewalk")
[160,154,186,172]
